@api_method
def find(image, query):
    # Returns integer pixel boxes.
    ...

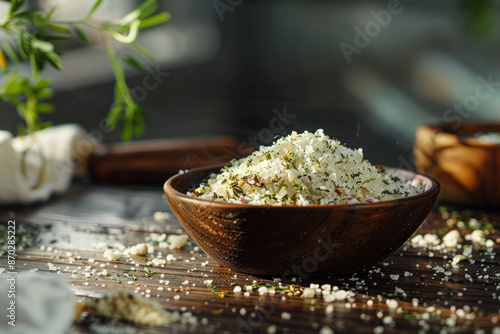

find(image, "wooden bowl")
[164,165,440,276]
[414,123,500,207]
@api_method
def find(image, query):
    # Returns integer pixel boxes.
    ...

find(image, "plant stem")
[102,33,133,107]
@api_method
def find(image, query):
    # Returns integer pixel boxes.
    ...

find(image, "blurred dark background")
[2,0,500,167]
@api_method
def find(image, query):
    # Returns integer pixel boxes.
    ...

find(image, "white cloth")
[0,272,74,334]
[0,124,94,205]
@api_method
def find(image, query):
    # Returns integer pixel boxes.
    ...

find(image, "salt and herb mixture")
[190,130,423,205]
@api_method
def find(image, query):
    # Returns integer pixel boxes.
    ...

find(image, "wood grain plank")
[1,184,499,333]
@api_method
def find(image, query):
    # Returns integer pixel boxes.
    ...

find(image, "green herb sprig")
[0,0,170,140]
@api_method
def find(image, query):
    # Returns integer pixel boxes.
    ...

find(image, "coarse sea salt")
[301,288,316,298]
[103,249,123,261]
[442,230,461,248]
[167,234,189,250]
[151,258,166,266]
[190,130,423,205]
[386,299,398,309]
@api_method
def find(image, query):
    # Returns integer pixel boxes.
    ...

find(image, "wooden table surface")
[1,182,499,334]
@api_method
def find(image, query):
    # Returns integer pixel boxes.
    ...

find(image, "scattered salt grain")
[452,255,468,266]
[446,317,456,327]
[471,230,486,244]
[103,249,123,261]
[258,286,268,294]
[442,230,461,248]
[302,288,315,298]
[319,326,334,334]
[127,243,149,256]
[267,325,277,334]
[324,294,336,303]
[411,234,440,248]
[383,316,393,325]
[386,299,398,309]
[281,312,291,320]
[153,211,171,223]
[152,258,166,266]
[82,289,178,325]
[166,254,177,262]
[167,234,189,250]
[334,290,348,301]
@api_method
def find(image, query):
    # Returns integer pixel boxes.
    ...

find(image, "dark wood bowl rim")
[424,123,500,148]
[164,164,440,210]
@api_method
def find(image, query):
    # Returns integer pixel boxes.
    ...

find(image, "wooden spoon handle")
[88,136,250,185]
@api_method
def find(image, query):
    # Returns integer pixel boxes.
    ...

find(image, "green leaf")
[45,24,71,34]
[129,42,154,61]
[111,19,140,43]
[136,0,157,13]
[36,33,70,41]
[3,74,26,96]
[72,26,90,44]
[107,103,123,128]
[138,12,171,29]
[18,32,31,59]
[44,6,58,21]
[6,97,21,106]
[16,104,26,118]
[120,54,146,71]
[136,0,157,20]
[119,9,141,26]
[44,52,63,70]
[120,0,155,25]
[133,107,145,136]
[8,0,26,15]
[29,52,40,79]
[122,116,133,141]
[0,42,20,64]
[35,52,48,72]
[32,40,54,53]
[16,125,28,136]
[37,103,54,113]
[37,122,53,131]
[13,10,38,19]
[138,4,157,22]
[37,88,53,99]
[107,92,124,128]
[88,0,104,16]
[33,78,52,91]
[32,11,48,28]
